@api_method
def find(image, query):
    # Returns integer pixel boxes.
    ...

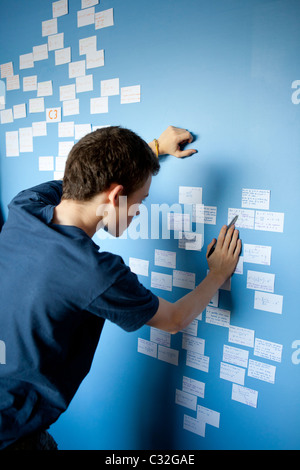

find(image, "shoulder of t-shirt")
[8,180,63,209]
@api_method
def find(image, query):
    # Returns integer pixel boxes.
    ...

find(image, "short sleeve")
[87,266,159,332]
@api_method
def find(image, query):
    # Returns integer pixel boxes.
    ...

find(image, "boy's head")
[62,126,160,201]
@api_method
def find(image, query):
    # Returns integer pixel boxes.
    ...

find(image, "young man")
[0,125,241,450]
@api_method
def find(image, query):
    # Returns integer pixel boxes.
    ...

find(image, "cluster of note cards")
[228,188,284,233]
[1,0,141,167]
[138,327,178,366]
[137,183,286,440]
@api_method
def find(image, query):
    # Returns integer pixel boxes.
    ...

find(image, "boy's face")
[102,174,152,237]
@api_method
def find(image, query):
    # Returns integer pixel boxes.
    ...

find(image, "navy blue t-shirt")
[0,180,158,449]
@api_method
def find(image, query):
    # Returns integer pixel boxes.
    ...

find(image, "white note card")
[76,74,93,93]
[48,32,64,51]
[13,104,26,119]
[19,53,34,70]
[37,80,53,97]
[173,270,195,290]
[95,8,114,29]
[255,211,284,233]
[231,384,258,408]
[183,415,206,437]
[33,44,48,62]
[29,97,45,113]
[182,376,205,399]
[254,338,283,363]
[39,156,54,171]
[242,188,270,210]
[42,18,58,37]
[32,121,47,137]
[151,272,172,292]
[182,334,205,355]
[197,405,220,428]
[52,0,68,18]
[129,257,149,277]
[63,99,79,117]
[158,345,179,366]
[223,344,249,368]
[154,249,176,269]
[186,351,209,373]
[6,75,20,91]
[79,36,97,55]
[228,208,255,229]
[75,124,91,140]
[220,362,245,385]
[55,47,71,66]
[137,338,157,358]
[247,270,275,293]
[254,291,283,314]
[228,325,255,348]
[86,49,104,69]
[175,389,197,411]
[6,131,19,157]
[19,127,33,153]
[77,7,95,27]
[179,186,202,205]
[59,84,76,102]
[23,75,37,92]
[1,109,13,124]
[101,78,119,96]
[206,306,230,328]
[150,327,171,347]
[121,85,141,104]
[167,213,190,231]
[90,96,108,114]
[69,60,86,79]
[243,244,272,266]
[248,359,276,384]
[58,122,74,138]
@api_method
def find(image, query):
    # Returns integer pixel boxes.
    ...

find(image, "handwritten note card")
[173,270,195,290]
[222,344,249,368]
[228,208,255,229]
[154,249,176,269]
[206,306,230,328]
[220,362,245,385]
[247,270,275,293]
[254,338,283,363]
[151,272,172,291]
[228,325,255,348]
[242,188,270,210]
[179,186,202,205]
[231,384,258,408]
[255,211,284,233]
[248,359,276,384]
[243,244,272,265]
[183,376,205,398]
[254,291,283,314]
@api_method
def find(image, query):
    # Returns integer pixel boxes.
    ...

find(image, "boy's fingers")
[228,229,239,254]
[216,225,227,249]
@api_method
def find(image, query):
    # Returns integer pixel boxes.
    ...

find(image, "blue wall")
[0,0,300,450]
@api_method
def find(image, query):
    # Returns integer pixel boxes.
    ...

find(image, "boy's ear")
[107,184,124,207]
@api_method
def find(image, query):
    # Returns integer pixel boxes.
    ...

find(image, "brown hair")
[62,126,160,201]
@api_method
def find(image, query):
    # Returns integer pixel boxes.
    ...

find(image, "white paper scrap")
[231,384,258,408]
[254,291,283,314]
[248,359,276,384]
[6,131,19,157]
[242,188,270,210]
